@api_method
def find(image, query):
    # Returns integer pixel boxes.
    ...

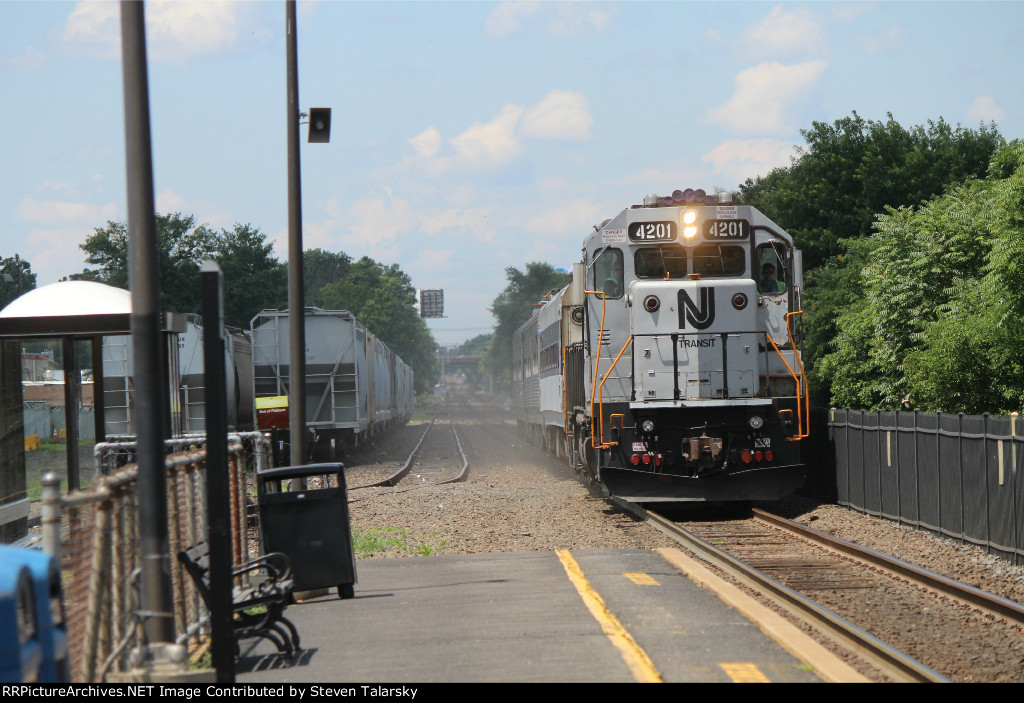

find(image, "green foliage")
[76,213,219,315]
[351,526,447,558]
[487,262,571,388]
[213,224,287,328]
[739,113,1003,405]
[819,140,1024,412]
[303,249,352,308]
[0,254,36,309]
[320,257,439,394]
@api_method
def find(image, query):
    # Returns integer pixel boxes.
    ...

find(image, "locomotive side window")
[634,246,687,279]
[756,243,787,294]
[594,248,624,298]
[692,244,746,277]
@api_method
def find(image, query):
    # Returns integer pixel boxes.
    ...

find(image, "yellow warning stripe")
[720,662,770,683]
[556,550,663,683]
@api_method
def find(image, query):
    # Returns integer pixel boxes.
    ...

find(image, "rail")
[348,414,468,501]
[612,498,949,683]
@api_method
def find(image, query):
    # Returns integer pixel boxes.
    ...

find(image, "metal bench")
[177,542,301,657]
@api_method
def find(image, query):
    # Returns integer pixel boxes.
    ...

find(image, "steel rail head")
[753,508,1024,624]
[611,498,950,683]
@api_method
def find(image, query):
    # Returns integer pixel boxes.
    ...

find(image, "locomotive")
[512,189,809,502]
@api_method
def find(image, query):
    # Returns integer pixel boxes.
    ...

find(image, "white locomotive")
[513,189,809,502]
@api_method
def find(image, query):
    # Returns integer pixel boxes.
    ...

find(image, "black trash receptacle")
[257,463,357,599]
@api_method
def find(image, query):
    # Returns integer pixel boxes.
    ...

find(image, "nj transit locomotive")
[512,189,809,502]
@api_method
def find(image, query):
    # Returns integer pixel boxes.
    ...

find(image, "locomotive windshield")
[634,246,686,279]
[693,243,746,277]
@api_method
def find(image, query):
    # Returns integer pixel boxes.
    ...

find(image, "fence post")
[41,472,62,560]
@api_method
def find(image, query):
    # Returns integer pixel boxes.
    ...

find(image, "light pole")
[285,1,330,467]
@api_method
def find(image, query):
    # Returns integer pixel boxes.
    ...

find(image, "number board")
[703,219,750,240]
[628,221,676,242]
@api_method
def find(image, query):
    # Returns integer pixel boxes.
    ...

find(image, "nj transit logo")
[677,287,715,330]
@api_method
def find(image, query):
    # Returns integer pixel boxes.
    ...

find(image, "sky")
[1,1,1021,348]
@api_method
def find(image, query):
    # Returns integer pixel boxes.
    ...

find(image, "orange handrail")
[763,312,810,440]
[592,336,633,448]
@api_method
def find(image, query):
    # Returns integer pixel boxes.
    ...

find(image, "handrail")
[785,311,811,439]
[584,290,609,445]
[562,344,571,437]
[763,314,809,440]
[592,336,634,449]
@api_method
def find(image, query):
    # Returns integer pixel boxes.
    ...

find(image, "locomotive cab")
[578,191,808,501]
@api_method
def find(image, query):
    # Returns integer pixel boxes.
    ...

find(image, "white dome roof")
[0,281,131,318]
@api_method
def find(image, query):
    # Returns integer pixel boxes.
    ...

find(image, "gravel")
[347,401,1024,612]
[343,400,1024,681]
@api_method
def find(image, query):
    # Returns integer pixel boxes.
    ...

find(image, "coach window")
[693,244,746,277]
[634,246,687,279]
[594,248,624,299]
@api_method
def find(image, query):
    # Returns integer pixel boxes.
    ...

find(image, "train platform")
[235,548,867,684]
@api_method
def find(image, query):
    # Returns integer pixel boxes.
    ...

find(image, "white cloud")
[156,189,188,214]
[63,2,120,59]
[864,24,907,53]
[484,1,611,38]
[343,190,418,255]
[450,104,525,169]
[25,227,93,284]
[15,198,117,225]
[746,5,826,56]
[62,1,263,62]
[416,249,456,269]
[521,90,592,141]
[705,61,828,135]
[525,198,601,235]
[421,208,493,240]
[146,1,241,62]
[833,2,879,21]
[965,95,1007,124]
[409,127,443,159]
[702,139,798,181]
[4,46,46,72]
[484,1,542,39]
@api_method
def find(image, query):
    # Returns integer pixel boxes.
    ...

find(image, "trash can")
[257,463,357,598]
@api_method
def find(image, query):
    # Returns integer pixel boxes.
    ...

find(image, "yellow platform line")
[556,550,663,683]
[656,547,870,683]
[721,662,771,683]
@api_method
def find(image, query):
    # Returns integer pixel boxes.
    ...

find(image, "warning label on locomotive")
[715,205,738,219]
[602,228,626,244]
[632,442,648,451]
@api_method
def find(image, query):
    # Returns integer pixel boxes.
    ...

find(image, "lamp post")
[285,1,330,467]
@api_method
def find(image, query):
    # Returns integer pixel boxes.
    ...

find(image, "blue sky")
[1,1,1021,346]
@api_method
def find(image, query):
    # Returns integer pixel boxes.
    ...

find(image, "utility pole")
[286,0,307,466]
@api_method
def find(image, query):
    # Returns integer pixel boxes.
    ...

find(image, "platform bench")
[177,542,301,657]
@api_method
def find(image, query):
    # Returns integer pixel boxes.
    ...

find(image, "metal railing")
[39,432,270,682]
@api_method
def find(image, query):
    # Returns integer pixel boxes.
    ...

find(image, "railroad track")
[615,499,1024,683]
[347,413,468,500]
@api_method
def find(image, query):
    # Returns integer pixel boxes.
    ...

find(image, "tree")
[818,140,1024,413]
[320,257,439,394]
[0,255,37,310]
[212,223,287,329]
[303,249,352,308]
[487,262,572,388]
[737,114,1003,405]
[76,213,218,314]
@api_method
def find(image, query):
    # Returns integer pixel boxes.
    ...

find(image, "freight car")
[103,314,254,436]
[250,308,414,461]
[513,189,809,502]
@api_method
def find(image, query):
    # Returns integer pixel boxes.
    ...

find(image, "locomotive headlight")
[682,209,698,239]
[641,419,655,434]
[643,295,660,312]
[748,415,765,430]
